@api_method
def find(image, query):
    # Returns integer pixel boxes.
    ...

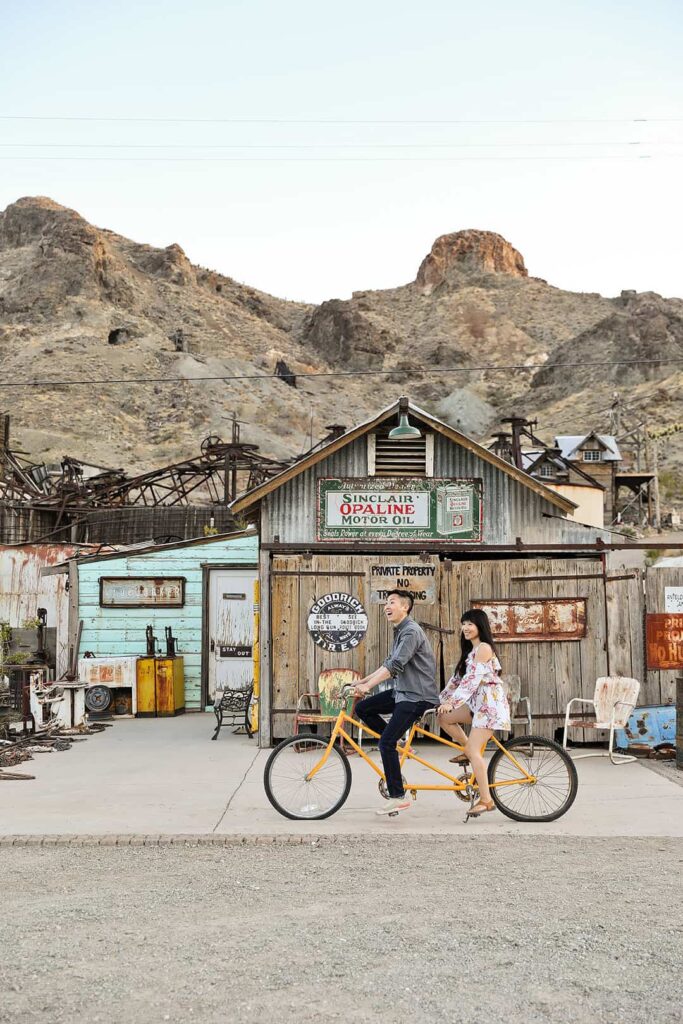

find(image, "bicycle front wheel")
[487,735,578,822]
[264,734,352,820]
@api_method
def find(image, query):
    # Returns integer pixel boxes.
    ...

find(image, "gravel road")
[1,837,682,1024]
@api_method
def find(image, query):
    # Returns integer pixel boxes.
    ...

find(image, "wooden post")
[652,443,661,532]
[67,560,80,679]
[258,547,272,747]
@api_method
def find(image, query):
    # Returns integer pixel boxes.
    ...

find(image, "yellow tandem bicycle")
[264,689,578,823]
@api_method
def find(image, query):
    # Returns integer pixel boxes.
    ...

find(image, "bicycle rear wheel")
[264,734,352,820]
[487,735,578,822]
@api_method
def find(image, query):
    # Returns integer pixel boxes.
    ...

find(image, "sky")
[1,0,681,303]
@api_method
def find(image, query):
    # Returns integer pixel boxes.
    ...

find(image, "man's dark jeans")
[355,690,435,798]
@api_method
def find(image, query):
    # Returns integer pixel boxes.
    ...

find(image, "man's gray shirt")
[382,617,439,704]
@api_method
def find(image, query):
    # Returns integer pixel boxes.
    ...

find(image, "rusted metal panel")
[471,598,587,642]
[646,613,683,670]
[0,544,78,678]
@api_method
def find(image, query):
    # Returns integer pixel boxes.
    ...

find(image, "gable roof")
[555,433,622,461]
[522,449,606,489]
[230,399,576,515]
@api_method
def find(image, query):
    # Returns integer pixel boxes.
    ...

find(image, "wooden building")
[46,530,259,710]
[229,399,655,746]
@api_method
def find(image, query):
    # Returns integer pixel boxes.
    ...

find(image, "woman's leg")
[438,706,471,749]
[465,727,494,805]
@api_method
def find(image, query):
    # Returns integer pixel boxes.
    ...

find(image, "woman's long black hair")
[454,608,498,679]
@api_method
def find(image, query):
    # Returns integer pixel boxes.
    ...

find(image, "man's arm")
[354,665,391,696]
[355,625,421,696]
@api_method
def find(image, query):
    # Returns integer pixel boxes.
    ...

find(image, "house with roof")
[521,446,606,528]
[228,397,645,744]
[554,433,622,523]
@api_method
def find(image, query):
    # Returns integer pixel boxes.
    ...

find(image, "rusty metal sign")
[646,613,683,670]
[99,576,186,608]
[471,598,587,642]
[370,561,437,604]
[317,478,483,541]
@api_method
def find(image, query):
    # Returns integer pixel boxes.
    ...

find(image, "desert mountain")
[1,197,681,486]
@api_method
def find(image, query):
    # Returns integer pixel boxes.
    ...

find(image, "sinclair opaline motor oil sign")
[317,478,483,541]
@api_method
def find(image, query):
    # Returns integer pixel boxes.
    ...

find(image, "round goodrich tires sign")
[307,592,369,653]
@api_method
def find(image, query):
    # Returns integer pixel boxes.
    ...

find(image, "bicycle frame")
[304,711,536,793]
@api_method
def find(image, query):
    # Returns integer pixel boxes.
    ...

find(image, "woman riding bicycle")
[437,608,510,817]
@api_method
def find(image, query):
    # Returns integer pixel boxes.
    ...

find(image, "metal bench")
[211,683,254,740]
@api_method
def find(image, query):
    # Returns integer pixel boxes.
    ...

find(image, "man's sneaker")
[376,796,411,816]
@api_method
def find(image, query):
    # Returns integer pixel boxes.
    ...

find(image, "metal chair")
[294,668,360,751]
[563,676,640,764]
[500,674,532,735]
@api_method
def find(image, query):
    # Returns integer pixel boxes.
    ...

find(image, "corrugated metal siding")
[0,544,77,676]
[263,432,605,546]
[434,435,606,544]
[264,436,368,543]
[76,534,259,709]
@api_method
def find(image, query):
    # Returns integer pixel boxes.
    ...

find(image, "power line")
[0,141,677,149]
[2,357,683,390]
[1,115,681,124]
[0,154,671,163]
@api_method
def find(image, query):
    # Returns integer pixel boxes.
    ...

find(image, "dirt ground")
[1,836,682,1024]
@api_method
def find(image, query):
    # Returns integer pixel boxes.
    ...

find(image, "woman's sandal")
[448,753,469,765]
[467,799,495,817]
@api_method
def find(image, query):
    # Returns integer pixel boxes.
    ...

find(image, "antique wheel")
[84,686,112,714]
[487,735,578,822]
[264,734,351,820]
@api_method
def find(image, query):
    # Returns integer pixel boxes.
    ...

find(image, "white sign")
[307,593,369,653]
[369,562,437,604]
[324,489,430,530]
[665,587,683,613]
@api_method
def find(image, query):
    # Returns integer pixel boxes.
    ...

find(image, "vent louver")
[372,431,428,476]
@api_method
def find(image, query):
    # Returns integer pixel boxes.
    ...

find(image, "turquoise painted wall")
[77,532,259,710]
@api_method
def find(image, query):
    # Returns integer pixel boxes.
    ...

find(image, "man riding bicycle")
[353,589,439,816]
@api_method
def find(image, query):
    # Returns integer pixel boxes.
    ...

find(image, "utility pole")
[652,443,661,532]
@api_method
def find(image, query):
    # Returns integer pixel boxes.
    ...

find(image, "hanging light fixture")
[388,397,422,439]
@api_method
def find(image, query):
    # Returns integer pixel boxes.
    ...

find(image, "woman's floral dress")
[439,648,511,730]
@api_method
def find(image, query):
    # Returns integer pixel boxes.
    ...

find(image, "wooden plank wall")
[269,553,649,741]
[270,553,440,738]
[77,534,259,710]
[645,566,683,704]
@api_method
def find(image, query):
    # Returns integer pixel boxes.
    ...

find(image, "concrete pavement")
[1,713,682,837]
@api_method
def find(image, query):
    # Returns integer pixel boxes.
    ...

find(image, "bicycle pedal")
[388,811,399,817]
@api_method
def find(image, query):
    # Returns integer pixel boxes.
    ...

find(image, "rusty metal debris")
[1,412,291,511]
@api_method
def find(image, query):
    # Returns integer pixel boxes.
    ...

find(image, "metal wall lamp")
[388,397,422,439]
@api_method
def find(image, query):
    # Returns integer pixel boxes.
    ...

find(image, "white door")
[207,569,257,701]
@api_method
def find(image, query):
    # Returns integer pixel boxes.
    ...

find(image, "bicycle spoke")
[489,738,577,821]
[266,736,350,819]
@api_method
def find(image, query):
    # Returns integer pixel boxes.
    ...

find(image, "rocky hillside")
[1,197,682,490]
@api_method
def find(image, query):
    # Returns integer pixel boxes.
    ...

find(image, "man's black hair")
[385,588,414,612]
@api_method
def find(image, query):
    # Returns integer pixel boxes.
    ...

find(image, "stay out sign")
[646,613,683,670]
